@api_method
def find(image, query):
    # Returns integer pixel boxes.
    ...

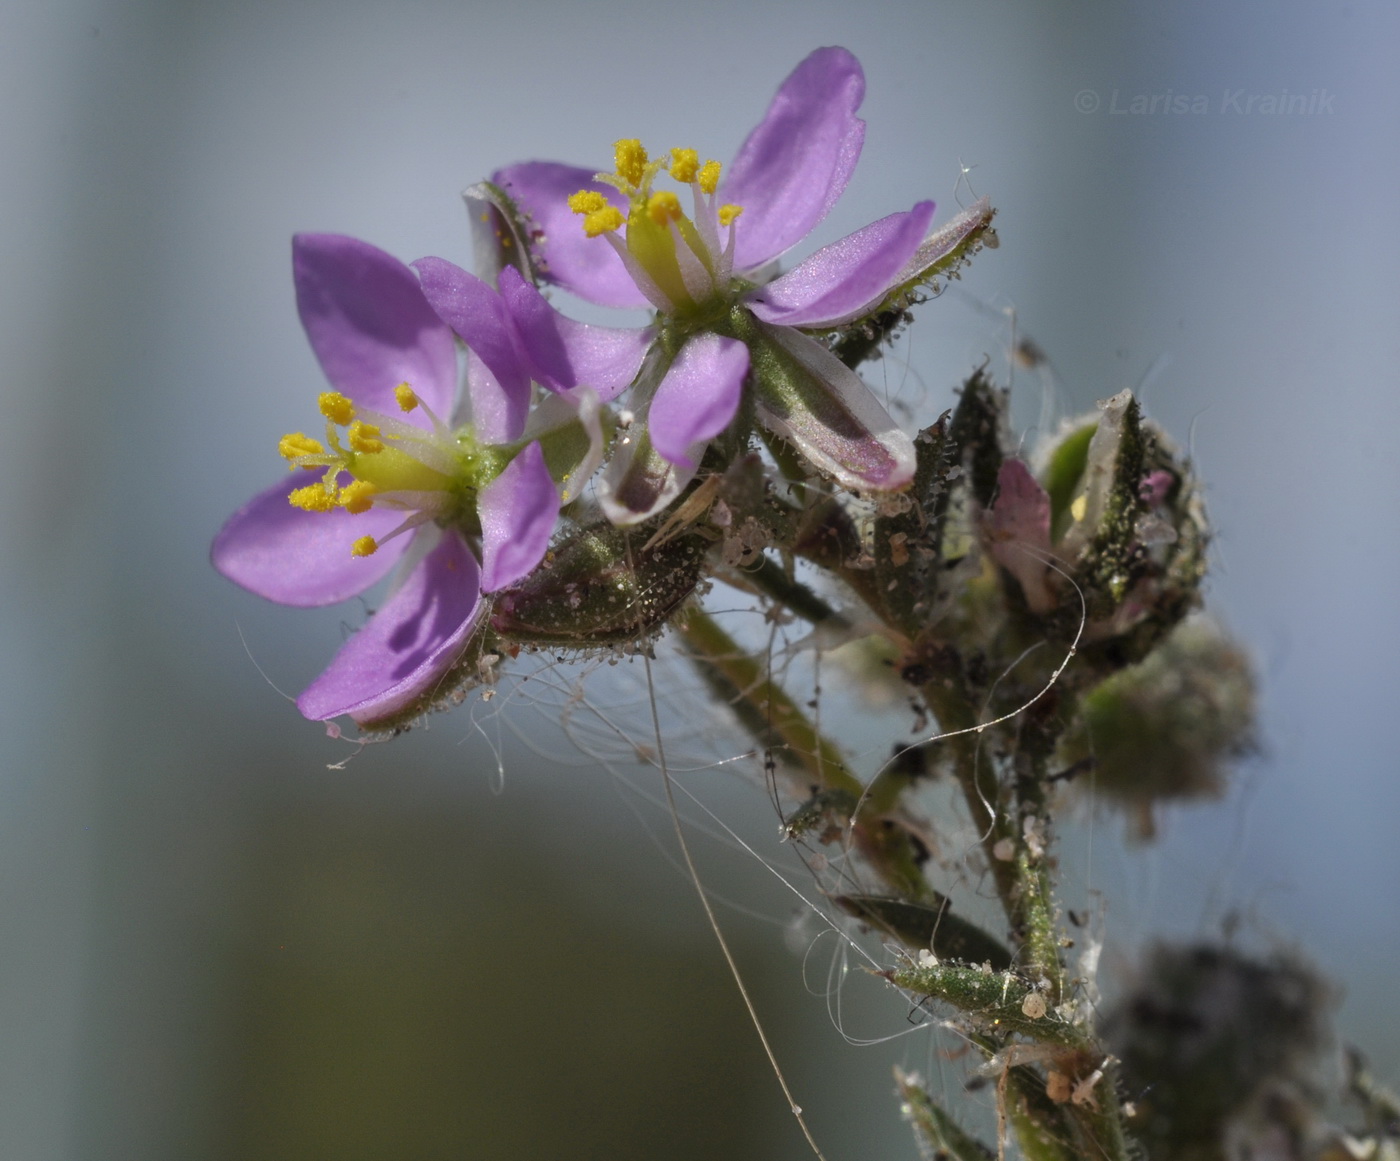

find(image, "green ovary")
[625,209,694,310]
[347,445,451,494]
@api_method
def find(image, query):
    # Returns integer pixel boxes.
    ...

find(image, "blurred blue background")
[3,0,1397,1157]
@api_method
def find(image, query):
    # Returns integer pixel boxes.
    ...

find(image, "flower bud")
[1057,617,1255,838]
[1106,943,1333,1159]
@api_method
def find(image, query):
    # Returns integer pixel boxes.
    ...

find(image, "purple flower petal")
[477,441,560,593]
[460,348,512,444]
[749,322,915,492]
[296,530,483,723]
[293,234,457,421]
[413,256,530,441]
[721,47,867,271]
[746,201,935,329]
[491,162,651,309]
[648,334,748,469]
[1139,469,1174,507]
[497,266,650,402]
[212,474,411,607]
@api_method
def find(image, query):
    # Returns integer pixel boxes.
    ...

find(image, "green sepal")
[894,1068,995,1161]
[829,198,999,370]
[946,366,1009,510]
[490,522,707,647]
[781,788,860,840]
[1078,391,1148,609]
[887,958,1081,1047]
[833,893,1013,970]
[463,180,538,287]
[871,411,954,635]
[1043,422,1095,542]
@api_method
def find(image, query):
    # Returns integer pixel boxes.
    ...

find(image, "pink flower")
[212,234,642,725]
[483,47,990,522]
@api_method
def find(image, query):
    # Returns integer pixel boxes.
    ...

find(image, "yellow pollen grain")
[717,203,744,227]
[288,483,339,512]
[698,159,722,194]
[568,189,608,215]
[646,190,682,225]
[318,392,356,425]
[338,480,377,514]
[278,432,325,461]
[394,383,418,412]
[613,138,648,186]
[669,148,699,183]
[350,536,379,557]
[347,421,385,454]
[1070,494,1088,522]
[582,206,624,237]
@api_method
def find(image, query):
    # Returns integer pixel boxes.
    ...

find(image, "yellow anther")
[568,189,609,215]
[288,482,339,512]
[318,392,356,425]
[279,432,325,461]
[338,480,377,514]
[669,148,700,183]
[347,421,385,454]
[698,159,722,194]
[646,190,683,225]
[717,203,744,227]
[394,382,419,412]
[350,536,379,557]
[613,138,648,187]
[582,206,625,237]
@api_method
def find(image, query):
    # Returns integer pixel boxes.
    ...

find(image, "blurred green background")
[3,1,1397,1157]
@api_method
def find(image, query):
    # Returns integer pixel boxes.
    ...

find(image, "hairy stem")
[676,606,931,900]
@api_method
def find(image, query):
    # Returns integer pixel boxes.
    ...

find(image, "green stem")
[918,680,1021,926]
[919,675,1067,993]
[675,607,861,799]
[676,607,931,900]
[737,556,844,628]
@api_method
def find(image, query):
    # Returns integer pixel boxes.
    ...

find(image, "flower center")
[568,140,743,317]
[277,386,508,556]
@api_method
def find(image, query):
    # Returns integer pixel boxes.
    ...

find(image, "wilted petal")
[413,256,530,440]
[721,47,866,271]
[491,162,652,309]
[598,427,695,526]
[1140,469,1174,507]
[293,234,457,421]
[296,531,482,723]
[746,202,935,329]
[497,266,650,401]
[478,441,560,593]
[212,474,411,607]
[749,322,915,491]
[985,458,1055,614]
[648,334,749,469]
